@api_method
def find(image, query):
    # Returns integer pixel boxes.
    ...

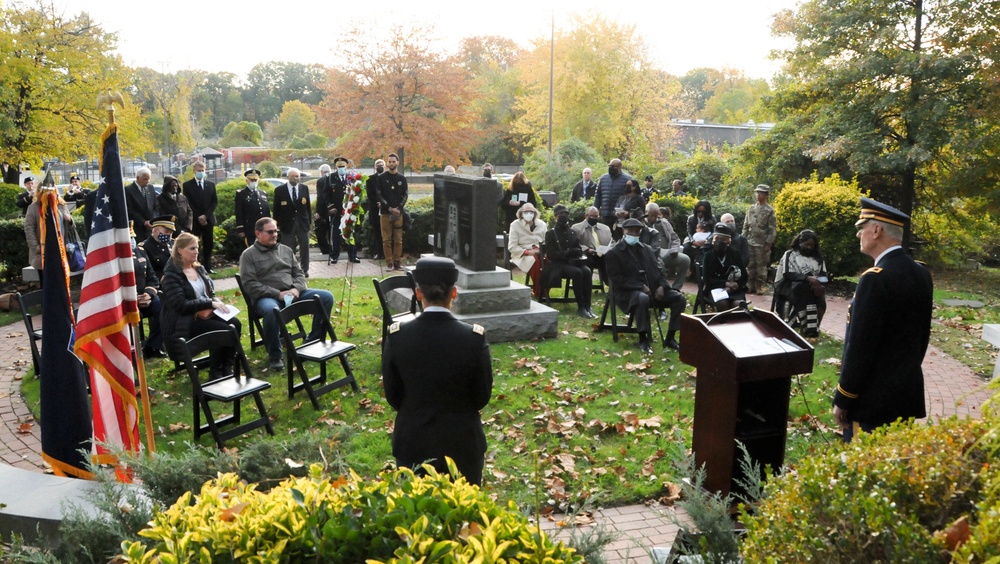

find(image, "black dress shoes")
[639,341,654,355]
[142,347,168,359]
[664,337,680,351]
[349,257,362,263]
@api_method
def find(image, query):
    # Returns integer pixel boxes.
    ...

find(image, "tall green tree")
[190,71,244,139]
[265,100,318,147]
[131,68,196,155]
[0,1,149,165]
[219,121,263,148]
[242,62,326,126]
[770,0,1000,221]
[459,35,527,164]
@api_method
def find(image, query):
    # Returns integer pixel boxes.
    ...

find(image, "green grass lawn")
[927,267,1000,379]
[21,276,847,514]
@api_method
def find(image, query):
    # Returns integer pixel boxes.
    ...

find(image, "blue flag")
[39,191,93,478]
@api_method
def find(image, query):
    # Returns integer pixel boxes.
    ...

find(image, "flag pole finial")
[97,90,124,125]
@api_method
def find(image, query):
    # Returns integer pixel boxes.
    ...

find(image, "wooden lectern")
[679,308,814,497]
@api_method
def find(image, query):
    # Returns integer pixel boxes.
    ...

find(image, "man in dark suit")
[604,218,686,354]
[327,156,360,264]
[541,204,595,318]
[273,167,312,276]
[182,161,218,272]
[382,257,493,485]
[125,167,157,241]
[313,164,332,255]
[235,168,270,248]
[834,197,933,442]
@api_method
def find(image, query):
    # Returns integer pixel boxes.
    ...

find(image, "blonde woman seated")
[507,203,546,298]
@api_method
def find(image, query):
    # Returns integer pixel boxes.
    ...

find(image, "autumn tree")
[316,24,480,170]
[510,15,682,162]
[768,0,1000,223]
[459,35,527,164]
[0,1,150,165]
[131,67,197,155]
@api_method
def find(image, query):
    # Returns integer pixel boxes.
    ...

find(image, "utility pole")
[548,11,554,158]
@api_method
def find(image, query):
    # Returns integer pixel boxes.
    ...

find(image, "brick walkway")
[1,262,994,562]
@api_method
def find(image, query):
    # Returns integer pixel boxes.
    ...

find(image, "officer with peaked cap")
[139,214,176,279]
[16,175,35,216]
[235,168,270,247]
[382,256,493,485]
[833,197,933,441]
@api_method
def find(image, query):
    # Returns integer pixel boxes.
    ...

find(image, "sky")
[52,0,801,80]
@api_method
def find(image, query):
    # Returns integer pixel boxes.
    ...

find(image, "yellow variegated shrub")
[120,460,583,563]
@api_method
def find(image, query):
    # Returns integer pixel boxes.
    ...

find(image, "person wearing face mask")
[508,203,546,297]
[593,158,632,229]
[376,153,408,271]
[183,161,219,272]
[138,215,177,280]
[482,163,494,178]
[235,168,271,248]
[274,167,313,275]
[157,175,193,234]
[604,219,686,353]
[572,206,613,286]
[313,163,333,255]
[326,158,359,265]
[701,222,748,311]
[541,205,595,318]
[773,229,829,338]
[500,171,538,229]
[719,213,750,268]
[365,159,386,260]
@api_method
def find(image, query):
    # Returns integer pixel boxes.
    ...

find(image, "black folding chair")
[274,296,359,410]
[596,280,664,344]
[235,274,265,350]
[177,329,274,449]
[372,272,421,347]
[16,291,43,375]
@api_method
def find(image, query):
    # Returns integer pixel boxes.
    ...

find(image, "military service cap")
[855,196,909,228]
[333,156,349,166]
[412,256,459,287]
[151,215,176,232]
[244,169,261,179]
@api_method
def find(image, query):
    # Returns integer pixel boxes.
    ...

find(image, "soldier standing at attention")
[833,198,932,442]
[382,257,493,485]
[742,184,777,294]
[235,169,270,248]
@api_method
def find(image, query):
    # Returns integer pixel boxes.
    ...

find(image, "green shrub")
[771,173,866,276]
[656,150,731,200]
[119,461,583,563]
[523,137,605,203]
[213,178,251,225]
[402,197,434,256]
[257,160,280,179]
[0,183,22,219]
[740,418,993,563]
[0,218,29,278]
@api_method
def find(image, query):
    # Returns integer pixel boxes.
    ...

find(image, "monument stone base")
[386,259,558,343]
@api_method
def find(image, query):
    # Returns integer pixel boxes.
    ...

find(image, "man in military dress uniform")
[382,257,493,485]
[138,215,176,280]
[833,197,933,442]
[235,168,270,248]
[327,157,360,264]
[742,184,777,294]
[130,222,166,358]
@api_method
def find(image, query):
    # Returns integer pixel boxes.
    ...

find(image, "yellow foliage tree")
[316,24,480,170]
[0,2,151,165]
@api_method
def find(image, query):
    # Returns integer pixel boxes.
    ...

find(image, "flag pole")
[100,89,156,454]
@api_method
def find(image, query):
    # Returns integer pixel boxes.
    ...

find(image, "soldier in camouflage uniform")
[742,184,777,293]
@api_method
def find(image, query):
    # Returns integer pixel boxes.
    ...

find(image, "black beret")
[412,256,459,287]
[856,196,909,228]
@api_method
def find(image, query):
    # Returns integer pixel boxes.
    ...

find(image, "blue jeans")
[255,289,334,361]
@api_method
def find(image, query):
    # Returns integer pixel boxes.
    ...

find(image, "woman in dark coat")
[156,175,194,233]
[499,171,538,229]
[160,232,241,375]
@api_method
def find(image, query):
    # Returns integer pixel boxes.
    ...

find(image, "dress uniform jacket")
[235,187,270,242]
[834,248,932,426]
[382,310,493,485]
[138,235,172,279]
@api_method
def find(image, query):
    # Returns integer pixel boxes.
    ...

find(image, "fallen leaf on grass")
[167,422,191,433]
[575,331,590,339]
[343,327,355,337]
[657,482,683,506]
[625,361,651,371]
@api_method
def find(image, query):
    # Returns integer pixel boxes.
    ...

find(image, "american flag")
[73,123,142,461]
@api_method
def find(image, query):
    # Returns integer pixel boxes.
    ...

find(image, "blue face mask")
[194,171,205,180]
[337,166,346,175]
[157,233,172,244]
[624,234,640,246]
[130,238,137,250]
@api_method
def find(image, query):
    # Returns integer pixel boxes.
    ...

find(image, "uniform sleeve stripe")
[837,385,859,399]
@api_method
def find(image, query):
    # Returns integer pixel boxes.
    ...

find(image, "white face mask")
[522,212,535,222]
[248,181,258,190]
